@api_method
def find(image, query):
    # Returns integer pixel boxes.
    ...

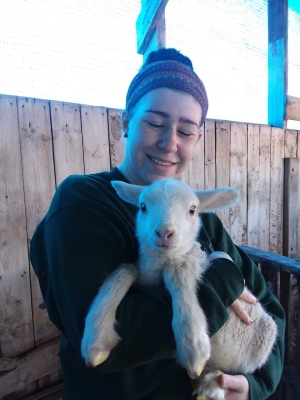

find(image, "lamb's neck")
[138,246,181,285]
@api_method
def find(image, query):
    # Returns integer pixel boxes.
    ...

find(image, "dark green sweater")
[30,168,285,400]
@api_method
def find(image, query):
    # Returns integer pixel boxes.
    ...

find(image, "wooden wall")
[0,94,299,398]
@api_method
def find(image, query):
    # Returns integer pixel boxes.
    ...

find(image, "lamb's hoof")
[91,350,110,367]
[85,350,111,367]
[193,367,226,400]
[188,363,206,379]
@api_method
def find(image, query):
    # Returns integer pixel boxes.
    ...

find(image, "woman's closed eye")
[147,121,164,129]
[177,130,193,137]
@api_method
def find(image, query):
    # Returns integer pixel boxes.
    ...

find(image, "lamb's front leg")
[163,245,210,378]
[81,263,138,367]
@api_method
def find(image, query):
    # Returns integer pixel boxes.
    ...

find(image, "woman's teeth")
[151,157,172,166]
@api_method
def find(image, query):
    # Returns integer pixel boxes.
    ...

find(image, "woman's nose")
[157,128,177,152]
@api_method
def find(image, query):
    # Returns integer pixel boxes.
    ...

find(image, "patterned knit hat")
[126,60,208,127]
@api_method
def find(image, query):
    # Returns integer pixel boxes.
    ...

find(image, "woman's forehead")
[136,88,202,121]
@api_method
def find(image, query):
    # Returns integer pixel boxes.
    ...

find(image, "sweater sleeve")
[198,213,285,399]
[30,175,178,374]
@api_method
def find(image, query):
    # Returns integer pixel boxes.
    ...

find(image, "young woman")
[30,48,285,400]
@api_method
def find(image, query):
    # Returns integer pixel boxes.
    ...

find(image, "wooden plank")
[0,337,61,398]
[284,129,298,158]
[23,383,63,400]
[50,102,84,186]
[185,125,205,189]
[268,0,288,128]
[0,95,34,358]
[286,95,300,121]
[17,97,59,346]
[247,124,260,248]
[270,127,285,254]
[81,105,110,174]
[107,108,126,169]
[230,122,247,245]
[259,125,271,251]
[142,12,166,62]
[283,158,300,259]
[136,0,169,55]
[215,121,231,232]
[204,119,216,190]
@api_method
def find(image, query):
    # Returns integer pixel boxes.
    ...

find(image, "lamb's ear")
[195,187,240,212]
[111,181,144,206]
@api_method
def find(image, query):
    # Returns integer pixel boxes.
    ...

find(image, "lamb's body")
[81,179,277,400]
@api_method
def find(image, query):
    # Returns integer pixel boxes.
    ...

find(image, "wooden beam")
[0,337,61,398]
[268,0,288,128]
[136,0,168,55]
[240,246,300,275]
[286,95,300,121]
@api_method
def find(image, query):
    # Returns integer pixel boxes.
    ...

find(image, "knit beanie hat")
[126,60,208,127]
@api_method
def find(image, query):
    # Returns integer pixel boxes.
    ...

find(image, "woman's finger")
[239,288,258,305]
[230,299,253,325]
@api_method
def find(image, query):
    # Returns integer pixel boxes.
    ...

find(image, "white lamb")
[81,178,277,400]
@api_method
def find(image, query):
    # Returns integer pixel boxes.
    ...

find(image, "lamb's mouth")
[149,156,174,167]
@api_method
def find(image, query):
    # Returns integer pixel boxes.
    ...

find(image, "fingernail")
[250,319,253,324]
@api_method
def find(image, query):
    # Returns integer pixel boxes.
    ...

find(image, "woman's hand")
[218,374,250,400]
[208,251,258,325]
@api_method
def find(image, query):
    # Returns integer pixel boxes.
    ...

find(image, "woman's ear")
[197,132,203,142]
[122,111,130,137]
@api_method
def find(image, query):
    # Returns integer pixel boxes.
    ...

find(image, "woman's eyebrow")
[145,109,199,128]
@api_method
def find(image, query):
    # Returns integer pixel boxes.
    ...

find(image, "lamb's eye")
[189,206,196,215]
[139,202,147,213]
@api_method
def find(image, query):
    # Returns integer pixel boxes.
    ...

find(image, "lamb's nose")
[155,229,174,241]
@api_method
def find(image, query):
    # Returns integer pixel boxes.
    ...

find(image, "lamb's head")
[111,179,240,257]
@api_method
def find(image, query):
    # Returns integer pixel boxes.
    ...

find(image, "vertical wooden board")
[185,125,205,189]
[297,130,300,158]
[50,101,84,186]
[204,119,216,190]
[247,124,260,248]
[81,106,111,174]
[259,125,271,251]
[17,97,59,345]
[215,121,231,232]
[270,127,285,254]
[180,119,204,186]
[108,108,126,169]
[283,158,300,259]
[230,122,247,245]
[0,96,34,357]
[284,129,298,158]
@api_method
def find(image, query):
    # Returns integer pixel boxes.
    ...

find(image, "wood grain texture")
[247,124,260,248]
[230,122,247,245]
[204,119,216,190]
[81,105,110,174]
[259,125,271,251]
[0,337,61,398]
[50,102,84,185]
[17,97,59,345]
[270,127,285,254]
[108,108,125,169]
[0,95,33,358]
[215,121,231,232]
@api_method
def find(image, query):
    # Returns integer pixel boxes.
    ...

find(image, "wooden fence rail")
[0,94,300,398]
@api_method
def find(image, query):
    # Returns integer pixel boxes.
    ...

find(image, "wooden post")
[268,0,288,128]
[136,0,168,61]
[283,158,300,259]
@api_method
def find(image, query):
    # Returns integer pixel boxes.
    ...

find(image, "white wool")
[81,179,277,400]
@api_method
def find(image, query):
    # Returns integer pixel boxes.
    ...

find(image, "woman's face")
[119,88,203,186]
